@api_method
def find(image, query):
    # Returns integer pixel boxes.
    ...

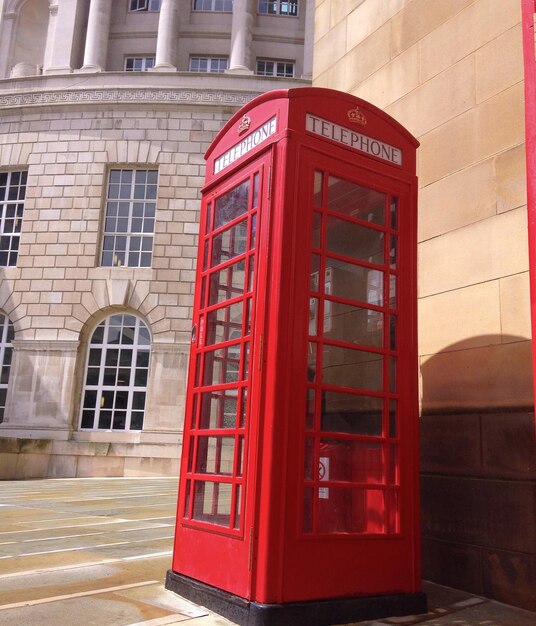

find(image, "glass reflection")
[327,176,385,225]
[325,258,383,306]
[211,220,248,267]
[319,439,384,482]
[322,344,383,392]
[214,180,249,229]
[323,299,383,348]
[206,301,243,346]
[326,216,384,265]
[208,260,245,305]
[321,391,383,435]
[199,389,238,429]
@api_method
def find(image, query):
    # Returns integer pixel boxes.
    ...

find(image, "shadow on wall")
[419,335,536,612]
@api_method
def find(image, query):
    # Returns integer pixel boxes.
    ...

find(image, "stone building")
[313,0,535,612]
[0,0,310,477]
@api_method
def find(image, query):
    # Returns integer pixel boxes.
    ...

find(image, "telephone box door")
[279,148,419,599]
[172,151,271,598]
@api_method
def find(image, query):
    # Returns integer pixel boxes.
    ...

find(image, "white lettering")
[305,113,402,166]
[214,116,277,174]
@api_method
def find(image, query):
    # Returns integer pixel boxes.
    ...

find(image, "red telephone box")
[166,88,426,625]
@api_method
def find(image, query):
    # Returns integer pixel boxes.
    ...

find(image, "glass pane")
[250,214,257,249]
[214,180,249,229]
[183,480,191,519]
[245,298,252,336]
[196,436,235,475]
[309,297,318,336]
[206,301,243,346]
[326,216,384,265]
[242,342,250,380]
[323,300,383,348]
[206,202,212,232]
[234,484,242,530]
[389,315,396,351]
[130,412,144,430]
[389,444,399,484]
[321,391,383,436]
[310,254,321,292]
[311,212,322,248]
[253,173,259,208]
[199,390,238,429]
[327,176,385,225]
[390,356,396,393]
[317,487,386,534]
[81,410,94,429]
[313,171,323,207]
[239,388,247,428]
[192,481,232,526]
[203,344,241,385]
[390,196,398,230]
[325,258,383,306]
[306,389,315,429]
[322,344,383,391]
[236,436,245,476]
[247,256,255,292]
[390,236,397,269]
[304,438,314,480]
[389,275,396,309]
[208,260,245,305]
[389,399,397,438]
[307,342,317,382]
[387,490,400,534]
[319,439,384,482]
[211,220,248,267]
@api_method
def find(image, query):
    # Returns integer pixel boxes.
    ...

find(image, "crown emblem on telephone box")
[347,106,367,126]
[238,115,251,134]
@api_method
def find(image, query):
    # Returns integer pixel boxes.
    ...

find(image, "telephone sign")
[166,88,426,626]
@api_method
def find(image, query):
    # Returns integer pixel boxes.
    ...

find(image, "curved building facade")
[0,0,311,478]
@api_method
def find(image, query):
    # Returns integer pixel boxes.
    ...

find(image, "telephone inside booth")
[166,88,427,626]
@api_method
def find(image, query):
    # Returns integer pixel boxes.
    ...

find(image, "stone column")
[152,0,179,71]
[44,0,86,74]
[302,0,315,79]
[81,0,113,72]
[228,0,254,74]
[42,3,58,73]
[0,11,16,79]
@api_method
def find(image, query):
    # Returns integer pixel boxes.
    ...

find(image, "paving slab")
[0,478,535,626]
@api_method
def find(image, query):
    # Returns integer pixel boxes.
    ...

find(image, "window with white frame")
[193,0,232,11]
[101,169,157,268]
[0,314,13,424]
[258,0,298,16]
[125,56,155,71]
[80,314,151,431]
[189,56,229,73]
[256,59,295,77]
[129,0,160,11]
[0,171,26,267]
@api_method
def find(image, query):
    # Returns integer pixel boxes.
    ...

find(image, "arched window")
[80,314,151,431]
[0,314,14,423]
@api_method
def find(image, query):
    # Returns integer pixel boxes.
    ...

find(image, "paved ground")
[0,478,534,626]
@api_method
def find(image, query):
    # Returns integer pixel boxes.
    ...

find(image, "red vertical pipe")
[521,0,536,430]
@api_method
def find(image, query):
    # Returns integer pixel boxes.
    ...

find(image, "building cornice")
[0,72,310,113]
